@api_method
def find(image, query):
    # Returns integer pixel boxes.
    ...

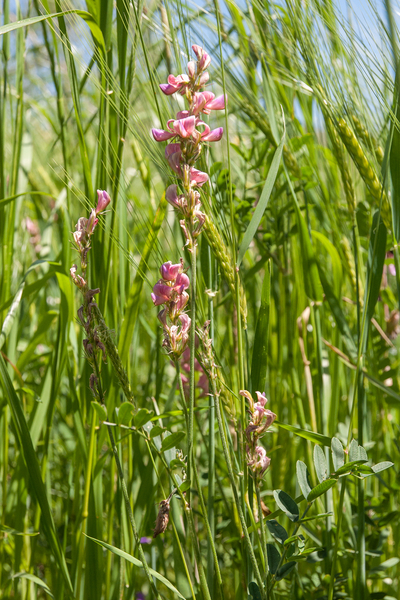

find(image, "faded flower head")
[240,389,276,483]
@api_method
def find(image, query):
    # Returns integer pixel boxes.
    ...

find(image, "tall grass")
[0,1,399,599]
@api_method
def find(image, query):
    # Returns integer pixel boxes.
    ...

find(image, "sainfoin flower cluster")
[152,44,226,249]
[151,260,191,359]
[240,390,276,482]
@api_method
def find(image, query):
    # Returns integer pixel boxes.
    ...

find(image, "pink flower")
[165,144,182,175]
[160,261,182,281]
[86,209,98,235]
[96,190,111,214]
[204,94,226,113]
[159,73,190,96]
[152,116,196,142]
[200,125,224,142]
[151,281,173,306]
[190,167,208,186]
[173,272,190,293]
[187,61,196,78]
[192,45,211,71]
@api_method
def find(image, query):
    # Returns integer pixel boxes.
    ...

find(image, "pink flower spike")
[201,126,223,142]
[160,83,180,95]
[152,128,175,142]
[96,190,111,214]
[190,167,209,187]
[161,261,182,281]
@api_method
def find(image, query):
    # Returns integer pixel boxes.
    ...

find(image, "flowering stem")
[187,235,197,507]
[92,355,162,600]
[213,385,266,597]
[256,485,268,584]
[175,361,224,599]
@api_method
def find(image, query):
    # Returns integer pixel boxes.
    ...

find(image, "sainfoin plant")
[0,2,400,600]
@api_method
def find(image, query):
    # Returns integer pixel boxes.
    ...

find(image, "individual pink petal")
[165,184,180,208]
[161,261,182,281]
[179,313,191,334]
[96,190,111,214]
[168,73,190,86]
[190,167,209,186]
[152,128,175,142]
[174,272,190,292]
[160,83,180,95]
[205,94,226,111]
[192,45,211,70]
[173,115,196,138]
[192,93,208,115]
[165,144,182,174]
[175,291,189,312]
[199,72,209,86]
[151,281,173,306]
[255,391,268,407]
[176,110,190,119]
[201,126,223,142]
[86,209,98,234]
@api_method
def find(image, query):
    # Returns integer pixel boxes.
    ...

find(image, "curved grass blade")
[251,259,271,393]
[275,420,331,446]
[237,120,285,267]
[0,354,73,594]
[85,535,186,600]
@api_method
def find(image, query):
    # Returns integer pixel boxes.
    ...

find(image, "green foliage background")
[0,0,399,599]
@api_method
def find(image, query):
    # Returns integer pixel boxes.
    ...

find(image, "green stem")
[256,485,268,584]
[188,239,197,509]
[92,356,162,600]
[75,408,97,596]
[213,386,265,596]
[328,479,347,600]
[176,363,224,599]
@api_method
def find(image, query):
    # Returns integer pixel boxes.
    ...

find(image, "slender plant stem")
[256,485,268,582]
[213,386,265,597]
[328,478,347,600]
[187,240,197,509]
[176,362,224,599]
[92,355,162,600]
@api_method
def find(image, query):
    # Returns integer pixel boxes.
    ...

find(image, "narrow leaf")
[276,561,297,581]
[266,519,288,544]
[237,124,285,267]
[85,535,186,599]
